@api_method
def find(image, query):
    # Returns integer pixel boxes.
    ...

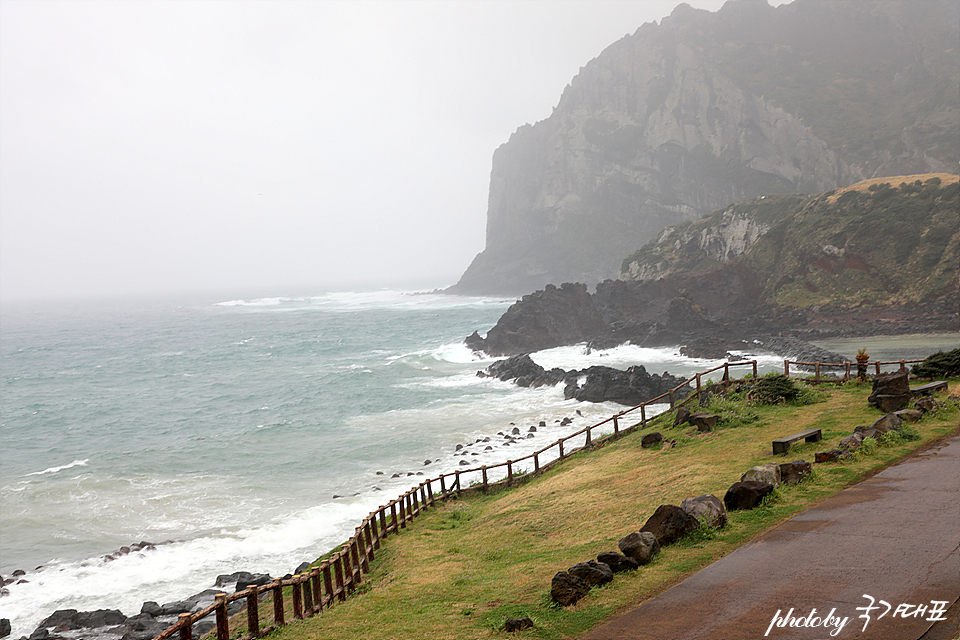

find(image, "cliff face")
[466,175,960,357]
[452,0,959,295]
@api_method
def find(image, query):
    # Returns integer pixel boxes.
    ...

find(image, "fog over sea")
[1,290,793,636]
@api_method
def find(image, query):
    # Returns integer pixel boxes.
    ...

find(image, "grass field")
[230,379,959,640]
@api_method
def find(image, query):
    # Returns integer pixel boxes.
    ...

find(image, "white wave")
[214,290,513,314]
[25,459,89,477]
[0,499,378,639]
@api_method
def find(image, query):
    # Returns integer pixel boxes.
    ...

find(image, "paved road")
[583,434,960,640]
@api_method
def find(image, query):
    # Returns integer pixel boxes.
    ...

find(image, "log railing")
[783,358,924,383]
[152,360,762,640]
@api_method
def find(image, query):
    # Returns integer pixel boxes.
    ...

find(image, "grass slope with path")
[240,379,960,640]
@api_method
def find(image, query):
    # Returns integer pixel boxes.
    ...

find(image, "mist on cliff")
[0,0,749,303]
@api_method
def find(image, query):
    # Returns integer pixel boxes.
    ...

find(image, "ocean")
[0,289,882,636]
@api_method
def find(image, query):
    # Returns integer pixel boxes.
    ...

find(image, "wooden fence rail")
[152,359,772,640]
[783,358,923,383]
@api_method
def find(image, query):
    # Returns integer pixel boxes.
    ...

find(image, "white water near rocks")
[1,290,794,637]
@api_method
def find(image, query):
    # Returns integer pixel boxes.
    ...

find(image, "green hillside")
[621,174,959,310]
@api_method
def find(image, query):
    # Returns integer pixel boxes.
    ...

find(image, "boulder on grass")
[868,371,911,412]
[778,460,811,485]
[839,433,863,451]
[641,432,664,448]
[868,413,903,434]
[815,449,844,463]
[893,409,923,422]
[596,552,639,573]
[740,463,781,486]
[679,494,727,529]
[551,571,590,607]
[567,561,614,586]
[617,531,660,565]
[723,481,773,511]
[689,412,719,432]
[674,407,691,426]
[505,617,534,632]
[640,504,699,545]
[914,397,939,414]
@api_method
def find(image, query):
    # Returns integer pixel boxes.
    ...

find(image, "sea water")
[0,290,790,636]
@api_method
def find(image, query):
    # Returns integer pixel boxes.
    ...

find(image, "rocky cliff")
[466,175,960,356]
[451,0,959,295]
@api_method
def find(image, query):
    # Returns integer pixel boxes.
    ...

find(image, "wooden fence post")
[723,363,729,382]
[213,593,230,640]
[695,373,701,400]
[613,414,619,437]
[784,359,790,376]
[292,578,303,619]
[558,439,565,460]
[668,389,675,410]
[507,460,513,486]
[875,361,881,376]
[323,564,334,609]
[364,521,375,560]
[900,359,906,372]
[534,451,540,473]
[246,585,260,638]
[302,575,314,617]
[272,583,284,626]
[482,465,488,490]
[752,360,758,378]
[311,569,322,612]
[427,481,435,506]
[390,502,398,532]
[177,613,192,640]
[351,541,363,583]
[439,474,446,497]
[585,425,592,447]
[815,362,821,384]
[333,554,346,602]
[215,594,230,640]
[641,404,646,427]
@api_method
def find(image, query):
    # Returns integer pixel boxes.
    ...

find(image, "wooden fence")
[152,360,763,640]
[783,358,924,383]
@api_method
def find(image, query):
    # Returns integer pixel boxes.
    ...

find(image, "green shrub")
[746,374,800,404]
[911,349,960,378]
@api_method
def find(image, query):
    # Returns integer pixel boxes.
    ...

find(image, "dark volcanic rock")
[617,531,660,565]
[723,481,774,511]
[466,283,606,356]
[0,619,9,639]
[868,371,912,412]
[504,617,534,632]
[641,432,664,448]
[640,504,699,544]
[484,356,690,406]
[778,460,812,485]
[567,560,614,587]
[596,551,640,573]
[551,571,591,607]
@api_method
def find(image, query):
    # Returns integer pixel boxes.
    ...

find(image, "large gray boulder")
[617,531,661,565]
[740,463,781,486]
[679,494,727,529]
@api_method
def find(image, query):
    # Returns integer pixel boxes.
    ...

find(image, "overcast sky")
[0,0,749,303]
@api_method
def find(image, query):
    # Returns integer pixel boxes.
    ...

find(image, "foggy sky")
[1,0,744,303]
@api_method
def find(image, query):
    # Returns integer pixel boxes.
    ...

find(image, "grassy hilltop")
[241,378,959,640]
